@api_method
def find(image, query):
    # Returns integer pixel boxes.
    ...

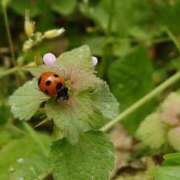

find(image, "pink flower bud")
[43,53,56,66]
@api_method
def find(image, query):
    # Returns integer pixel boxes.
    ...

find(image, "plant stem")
[101,71,180,132]
[2,6,16,65]
[107,0,115,35]
[0,67,20,78]
[23,122,49,157]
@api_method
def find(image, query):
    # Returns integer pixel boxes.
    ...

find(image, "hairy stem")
[2,6,16,65]
[101,71,180,132]
[23,122,49,157]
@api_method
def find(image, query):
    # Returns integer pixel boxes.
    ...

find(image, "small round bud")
[44,28,65,39]
[43,53,56,66]
[92,56,98,66]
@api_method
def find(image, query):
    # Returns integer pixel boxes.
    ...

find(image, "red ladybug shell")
[38,72,65,97]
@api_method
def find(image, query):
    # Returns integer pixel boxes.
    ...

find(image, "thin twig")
[2,6,16,65]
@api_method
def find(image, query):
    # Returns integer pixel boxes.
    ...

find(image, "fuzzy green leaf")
[0,134,50,180]
[49,131,114,180]
[154,166,180,180]
[45,92,98,143]
[136,113,167,149]
[108,47,155,133]
[57,45,93,71]
[45,96,91,144]
[92,82,119,120]
[57,45,101,92]
[28,45,119,143]
[9,79,49,120]
[46,84,119,143]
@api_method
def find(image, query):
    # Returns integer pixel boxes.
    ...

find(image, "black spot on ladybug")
[53,74,59,77]
[56,83,63,90]
[38,77,42,85]
[45,80,51,86]
[45,90,49,95]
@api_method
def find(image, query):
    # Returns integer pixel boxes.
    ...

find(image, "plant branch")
[101,71,180,132]
[2,6,16,65]
[0,67,20,78]
[23,122,49,157]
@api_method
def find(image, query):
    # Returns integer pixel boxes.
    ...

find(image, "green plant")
[1,0,180,179]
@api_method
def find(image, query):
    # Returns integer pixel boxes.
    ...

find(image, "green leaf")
[0,134,50,180]
[51,0,77,15]
[164,153,180,166]
[45,83,119,143]
[80,0,151,36]
[28,45,119,143]
[92,82,119,120]
[154,166,180,180]
[9,79,49,120]
[108,47,155,133]
[45,96,91,144]
[155,1,180,35]
[83,36,106,56]
[10,0,47,17]
[136,113,167,149]
[49,131,114,180]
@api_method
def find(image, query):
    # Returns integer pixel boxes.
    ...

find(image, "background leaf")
[155,1,180,35]
[136,113,167,149]
[108,46,155,133]
[80,0,151,36]
[10,0,47,17]
[0,133,50,180]
[49,131,114,180]
[51,0,77,15]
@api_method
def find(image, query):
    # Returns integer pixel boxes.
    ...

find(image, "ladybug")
[38,72,69,100]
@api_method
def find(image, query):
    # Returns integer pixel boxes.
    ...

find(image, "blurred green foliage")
[0,0,180,179]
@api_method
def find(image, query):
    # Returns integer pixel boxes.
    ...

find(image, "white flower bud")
[44,28,65,39]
